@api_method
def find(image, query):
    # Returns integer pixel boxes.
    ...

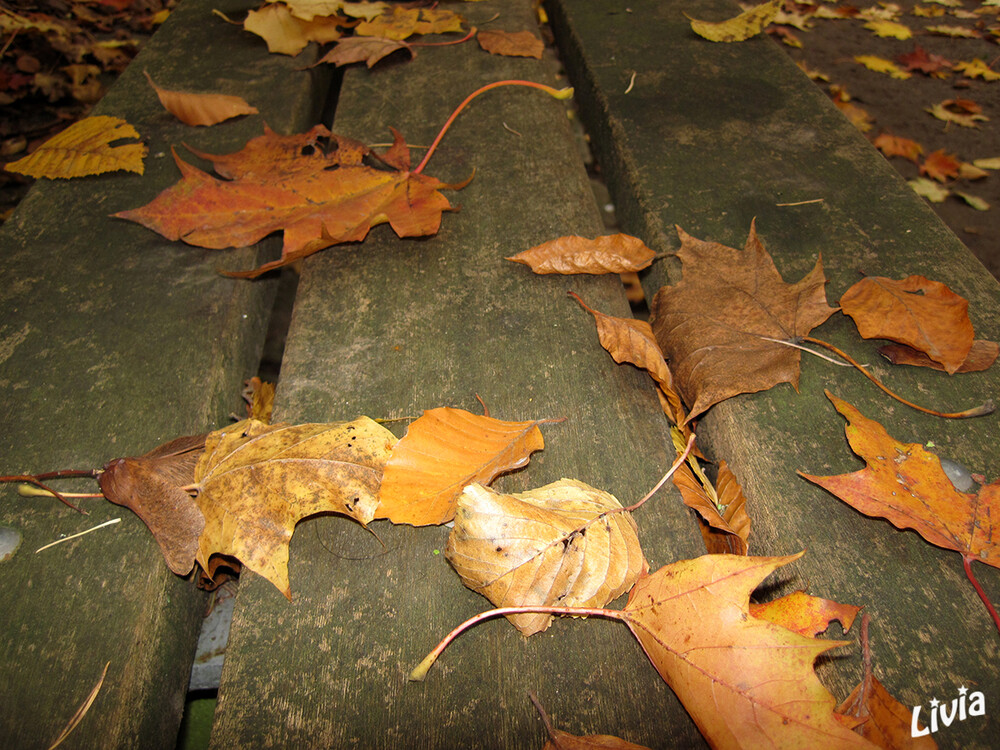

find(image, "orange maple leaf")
[872,133,923,163]
[921,149,962,182]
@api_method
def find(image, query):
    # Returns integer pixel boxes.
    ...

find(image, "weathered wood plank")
[547,1,1000,747]
[0,0,330,746]
[210,2,708,747]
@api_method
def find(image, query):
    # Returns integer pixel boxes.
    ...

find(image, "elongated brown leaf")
[375,407,547,525]
[671,458,750,555]
[144,71,258,127]
[838,674,937,749]
[194,417,397,597]
[508,234,655,275]
[878,339,998,373]
[447,479,645,635]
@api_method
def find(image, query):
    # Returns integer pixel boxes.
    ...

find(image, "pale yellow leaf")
[5,115,146,178]
[854,55,911,79]
[687,0,781,42]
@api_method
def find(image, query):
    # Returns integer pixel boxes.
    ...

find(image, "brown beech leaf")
[878,340,998,373]
[477,29,544,59]
[800,392,1000,568]
[650,222,837,423]
[5,115,146,178]
[508,234,655,275]
[144,71,258,126]
[750,591,861,637]
[623,553,875,749]
[838,674,937,749]
[839,275,975,374]
[314,35,413,67]
[98,433,207,575]
[375,407,547,526]
[872,133,923,163]
[671,457,750,555]
[447,479,645,635]
[193,417,397,598]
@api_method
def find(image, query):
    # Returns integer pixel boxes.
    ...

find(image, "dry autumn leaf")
[507,234,655,275]
[926,99,987,128]
[477,29,544,59]
[686,0,781,42]
[355,6,464,40]
[530,692,652,750]
[872,133,923,163]
[840,275,975,374]
[864,19,912,39]
[375,407,548,525]
[313,35,413,67]
[144,71,258,127]
[650,222,837,423]
[878,340,998,373]
[193,417,397,598]
[921,149,962,182]
[671,455,750,555]
[446,479,645,635]
[5,115,146,178]
[855,55,911,79]
[896,46,951,77]
[244,2,345,55]
[953,59,1000,81]
[749,590,861,637]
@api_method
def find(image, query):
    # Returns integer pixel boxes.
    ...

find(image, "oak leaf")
[686,0,782,42]
[115,126,463,278]
[477,29,544,59]
[375,407,547,525]
[623,553,875,749]
[878,340,998,373]
[840,275,974,374]
[447,479,645,635]
[800,392,1000,568]
[144,71,258,127]
[5,115,146,178]
[749,591,861,637]
[193,417,397,597]
[508,234,655,275]
[650,222,837,423]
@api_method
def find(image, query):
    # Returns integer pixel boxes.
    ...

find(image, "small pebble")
[0,526,22,562]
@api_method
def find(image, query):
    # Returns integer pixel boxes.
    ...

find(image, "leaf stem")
[413,80,573,174]
[621,432,697,513]
[410,26,477,48]
[0,473,98,514]
[410,605,624,681]
[802,336,994,419]
[962,554,1000,636]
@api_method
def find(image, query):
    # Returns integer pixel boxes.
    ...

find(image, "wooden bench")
[2,0,998,748]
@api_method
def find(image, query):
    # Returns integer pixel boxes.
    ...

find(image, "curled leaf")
[687,0,781,42]
[144,71,258,126]
[508,234,655,275]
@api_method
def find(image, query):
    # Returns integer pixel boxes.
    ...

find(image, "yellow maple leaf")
[954,59,1000,81]
[686,0,781,42]
[4,115,146,179]
[854,55,911,79]
[244,3,343,55]
[864,19,912,39]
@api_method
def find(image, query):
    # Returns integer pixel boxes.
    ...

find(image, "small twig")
[756,335,858,367]
[963,554,1000,636]
[620,433,696,513]
[0,29,20,58]
[36,518,121,554]
[624,71,636,94]
[47,661,110,750]
[775,198,824,207]
[501,121,523,137]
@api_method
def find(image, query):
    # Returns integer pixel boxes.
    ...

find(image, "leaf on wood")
[314,35,413,67]
[242,377,276,422]
[926,24,980,38]
[447,479,645,636]
[926,99,988,128]
[878,340,998,373]
[193,417,397,597]
[908,177,949,203]
[355,6,464,40]
[800,392,1000,568]
[896,46,952,77]
[115,126,464,278]
[144,71,258,127]
[375,407,547,526]
[508,234,655,275]
[840,275,974,374]
[244,3,344,55]
[686,0,782,42]
[838,673,938,749]
[750,591,861,637]
[569,292,687,428]
[854,55,911,79]
[623,553,875,749]
[649,222,837,423]
[864,19,911,39]
[477,29,544,59]
[5,115,146,178]
[920,149,961,182]
[98,433,207,575]
[671,457,750,555]
[872,133,923,163]
[271,0,386,22]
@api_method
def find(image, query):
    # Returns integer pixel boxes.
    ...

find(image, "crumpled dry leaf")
[194,417,397,597]
[355,6,464,40]
[477,29,544,59]
[376,407,547,525]
[447,479,645,635]
[508,234,655,275]
[671,455,750,555]
[872,133,923,163]
[5,115,146,178]
[687,0,781,42]
[926,99,988,128]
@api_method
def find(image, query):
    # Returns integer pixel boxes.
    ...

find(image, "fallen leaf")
[864,19,912,39]
[314,35,413,67]
[242,377,275,422]
[355,6,464,40]
[650,222,837,423]
[953,59,1000,81]
[477,29,544,59]
[926,99,988,128]
[530,693,653,750]
[839,275,975,374]
[447,479,645,635]
[973,156,1000,170]
[800,392,1000,568]
[896,46,951,77]
[954,191,990,211]
[855,55,911,79]
[749,591,861,637]
[687,0,781,42]
[908,177,949,203]
[872,133,923,163]
[958,162,989,180]
[115,126,463,278]
[98,433,207,575]
[926,24,980,38]
[836,99,875,132]
[920,149,962,182]
[878,339,998,373]
[5,115,146,178]
[507,234,655,275]
[671,457,750,555]
[144,71,258,127]
[193,417,397,597]
[838,674,937,749]
[623,553,875,749]
[244,3,344,55]
[375,407,547,525]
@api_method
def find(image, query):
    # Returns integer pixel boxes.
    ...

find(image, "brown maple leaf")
[749,591,861,638]
[895,45,952,76]
[920,149,962,182]
[872,133,923,163]
[650,222,837,422]
[671,457,751,555]
[313,35,414,67]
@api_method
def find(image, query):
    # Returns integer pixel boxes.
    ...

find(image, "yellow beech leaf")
[144,71,258,127]
[854,55,911,79]
[5,115,146,178]
[193,417,397,598]
[687,0,781,43]
[375,407,547,525]
[447,479,646,635]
